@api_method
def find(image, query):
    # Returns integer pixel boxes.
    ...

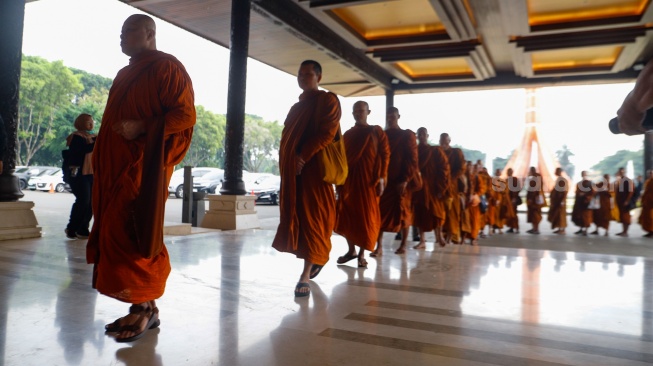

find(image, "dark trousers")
[67,174,93,235]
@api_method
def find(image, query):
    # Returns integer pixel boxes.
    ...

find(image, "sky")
[21,0,643,181]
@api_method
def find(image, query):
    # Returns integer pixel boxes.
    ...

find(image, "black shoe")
[65,229,77,240]
[507,228,514,233]
[76,232,89,239]
[412,236,421,242]
[395,232,402,240]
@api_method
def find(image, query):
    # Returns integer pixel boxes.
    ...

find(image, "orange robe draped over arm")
[412,144,450,231]
[272,90,341,265]
[547,177,568,229]
[379,129,418,232]
[335,125,390,250]
[639,178,653,231]
[443,148,465,241]
[87,50,196,303]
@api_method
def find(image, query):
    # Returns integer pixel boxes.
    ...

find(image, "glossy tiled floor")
[1,205,653,365]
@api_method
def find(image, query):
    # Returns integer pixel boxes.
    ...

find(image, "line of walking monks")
[546,167,653,238]
[285,101,653,271]
[273,61,653,297]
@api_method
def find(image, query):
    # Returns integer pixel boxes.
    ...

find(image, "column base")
[0,201,42,240]
[200,194,260,230]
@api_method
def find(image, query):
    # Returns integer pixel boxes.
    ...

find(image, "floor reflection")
[1,228,652,365]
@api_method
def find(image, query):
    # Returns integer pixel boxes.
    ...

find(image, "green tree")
[556,144,575,178]
[456,146,485,165]
[492,156,509,173]
[18,56,83,165]
[591,149,643,177]
[180,106,226,167]
[243,115,282,174]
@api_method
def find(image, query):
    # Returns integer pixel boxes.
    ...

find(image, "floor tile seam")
[324,321,638,366]
[1,247,88,263]
[349,307,652,353]
[478,242,653,259]
[366,300,653,343]
[346,280,468,297]
[343,312,653,363]
[0,269,94,293]
[318,328,572,366]
[0,254,90,276]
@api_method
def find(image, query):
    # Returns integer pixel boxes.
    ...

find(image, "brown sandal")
[115,305,160,343]
[105,304,160,333]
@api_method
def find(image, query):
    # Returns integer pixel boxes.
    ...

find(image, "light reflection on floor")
[1,227,652,365]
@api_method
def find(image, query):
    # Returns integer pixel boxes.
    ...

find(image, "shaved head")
[121,14,157,57]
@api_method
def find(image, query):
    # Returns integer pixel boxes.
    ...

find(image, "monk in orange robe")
[440,133,466,244]
[639,170,653,237]
[272,60,341,297]
[88,15,196,342]
[547,167,568,234]
[480,167,494,237]
[335,101,390,267]
[591,174,612,236]
[467,163,486,244]
[615,166,634,236]
[525,166,546,234]
[372,107,418,256]
[412,127,450,249]
[571,171,594,236]
[505,168,522,233]
[492,168,512,234]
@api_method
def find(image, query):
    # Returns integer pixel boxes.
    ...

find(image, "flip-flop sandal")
[294,282,310,297]
[309,264,324,279]
[105,305,161,333]
[115,307,160,343]
[337,253,357,264]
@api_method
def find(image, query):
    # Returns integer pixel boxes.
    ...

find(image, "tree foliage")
[591,149,643,177]
[243,115,282,174]
[456,146,485,166]
[17,56,111,166]
[180,105,226,167]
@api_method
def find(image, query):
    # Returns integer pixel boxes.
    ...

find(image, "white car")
[168,167,223,198]
[28,168,67,193]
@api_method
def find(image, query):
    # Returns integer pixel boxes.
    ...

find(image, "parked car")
[28,168,68,193]
[196,170,225,194]
[168,167,222,198]
[250,175,280,205]
[15,166,54,190]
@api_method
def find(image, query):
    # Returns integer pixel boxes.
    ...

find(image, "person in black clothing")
[65,113,96,239]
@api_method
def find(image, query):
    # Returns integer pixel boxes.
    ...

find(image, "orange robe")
[482,172,494,227]
[379,128,418,232]
[639,178,653,232]
[272,90,341,266]
[412,144,450,231]
[493,177,514,229]
[571,179,593,228]
[615,177,634,224]
[547,176,568,229]
[593,181,612,229]
[87,50,196,303]
[506,176,521,229]
[468,173,486,239]
[443,148,465,240]
[526,174,546,225]
[335,125,390,251]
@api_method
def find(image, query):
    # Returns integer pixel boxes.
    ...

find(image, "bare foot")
[370,250,383,257]
[413,243,426,249]
[394,246,406,254]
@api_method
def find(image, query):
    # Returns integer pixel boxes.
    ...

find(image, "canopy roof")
[120,0,653,97]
